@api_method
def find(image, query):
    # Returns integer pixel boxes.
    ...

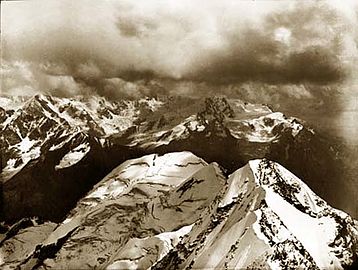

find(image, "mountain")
[0,94,355,224]
[0,94,162,179]
[1,152,356,269]
[0,94,157,222]
[117,96,355,219]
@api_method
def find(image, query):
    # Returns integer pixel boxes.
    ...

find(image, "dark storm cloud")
[188,3,347,84]
[0,0,356,97]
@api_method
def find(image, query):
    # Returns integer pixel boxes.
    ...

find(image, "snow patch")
[17,137,35,152]
[231,112,303,142]
[265,189,342,269]
[2,137,41,180]
[55,143,90,170]
[87,181,127,200]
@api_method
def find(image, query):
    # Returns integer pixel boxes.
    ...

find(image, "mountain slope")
[2,152,356,269]
[129,96,350,218]
[154,158,357,269]
[0,94,355,225]
[0,95,158,222]
[0,94,161,179]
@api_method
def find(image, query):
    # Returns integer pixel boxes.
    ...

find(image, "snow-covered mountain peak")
[0,94,145,182]
[175,158,357,270]
[3,152,356,269]
[248,159,357,269]
[82,151,209,205]
[150,155,356,270]
[249,159,327,216]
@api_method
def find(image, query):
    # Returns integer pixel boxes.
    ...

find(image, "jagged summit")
[1,152,356,269]
[197,96,235,134]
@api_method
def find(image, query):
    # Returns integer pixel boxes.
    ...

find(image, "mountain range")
[0,94,357,269]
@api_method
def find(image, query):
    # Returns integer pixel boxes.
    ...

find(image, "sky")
[1,0,358,139]
[1,0,357,94]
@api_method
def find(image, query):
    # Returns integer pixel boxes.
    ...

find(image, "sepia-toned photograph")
[0,0,357,269]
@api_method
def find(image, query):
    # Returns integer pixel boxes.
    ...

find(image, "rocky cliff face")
[1,152,356,269]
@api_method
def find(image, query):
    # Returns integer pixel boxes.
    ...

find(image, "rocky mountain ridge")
[0,152,356,269]
[0,94,355,224]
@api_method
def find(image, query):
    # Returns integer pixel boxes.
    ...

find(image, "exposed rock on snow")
[2,152,356,269]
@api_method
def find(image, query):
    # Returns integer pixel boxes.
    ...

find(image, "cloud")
[188,2,350,84]
[1,0,357,97]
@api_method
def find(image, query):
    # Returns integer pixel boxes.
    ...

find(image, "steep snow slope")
[154,158,358,270]
[2,152,356,269]
[17,152,226,269]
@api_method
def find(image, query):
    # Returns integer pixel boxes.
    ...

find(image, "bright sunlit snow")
[55,143,90,170]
